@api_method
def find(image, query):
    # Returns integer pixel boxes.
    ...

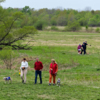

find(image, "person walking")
[49,59,58,86]
[34,58,43,84]
[20,58,28,84]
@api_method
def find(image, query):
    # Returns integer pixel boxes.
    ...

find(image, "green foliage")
[50,20,57,26]
[95,28,100,33]
[0,46,19,69]
[85,25,88,30]
[0,0,5,3]
[0,6,37,49]
[88,18,98,26]
[0,6,100,27]
[67,21,81,31]
[57,16,67,26]
[34,20,45,30]
[22,6,31,15]
[51,26,59,31]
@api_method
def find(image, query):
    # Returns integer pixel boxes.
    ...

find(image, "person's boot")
[48,83,51,86]
[22,80,24,83]
[53,83,55,86]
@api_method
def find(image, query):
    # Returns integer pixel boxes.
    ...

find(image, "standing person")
[84,41,88,54]
[20,58,28,84]
[34,58,43,84]
[77,44,82,54]
[49,59,58,86]
[84,41,91,54]
[81,42,86,54]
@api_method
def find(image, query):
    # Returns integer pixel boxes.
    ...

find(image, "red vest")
[49,63,57,74]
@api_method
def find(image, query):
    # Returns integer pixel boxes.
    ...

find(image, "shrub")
[67,21,81,31]
[34,20,45,30]
[51,26,59,31]
[50,20,57,26]
[0,46,19,69]
[85,25,88,30]
[95,28,100,33]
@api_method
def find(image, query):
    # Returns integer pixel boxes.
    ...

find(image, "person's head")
[36,58,39,62]
[51,59,55,64]
[23,58,26,62]
[83,42,85,45]
[85,41,87,43]
[79,44,81,45]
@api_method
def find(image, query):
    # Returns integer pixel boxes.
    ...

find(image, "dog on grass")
[57,78,60,86]
[3,77,12,84]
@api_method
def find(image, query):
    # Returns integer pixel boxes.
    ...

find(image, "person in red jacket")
[34,58,43,84]
[49,59,58,85]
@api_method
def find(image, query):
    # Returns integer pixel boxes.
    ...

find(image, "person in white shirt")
[20,58,28,83]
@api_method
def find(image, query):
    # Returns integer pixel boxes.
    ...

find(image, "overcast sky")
[1,0,100,11]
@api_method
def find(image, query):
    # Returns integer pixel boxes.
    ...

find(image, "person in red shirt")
[34,58,43,84]
[49,59,58,85]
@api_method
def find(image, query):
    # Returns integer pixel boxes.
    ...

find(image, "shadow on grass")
[97,69,100,71]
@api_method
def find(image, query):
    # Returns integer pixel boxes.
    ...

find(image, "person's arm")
[41,62,43,69]
[20,62,22,69]
[34,62,36,70]
[55,64,58,73]
[86,43,91,46]
[50,64,52,70]
[25,62,28,68]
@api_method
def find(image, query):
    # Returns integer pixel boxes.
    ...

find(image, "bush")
[67,21,81,31]
[34,20,47,30]
[50,20,57,26]
[51,26,59,31]
[85,25,88,30]
[95,28,100,33]
[0,46,19,69]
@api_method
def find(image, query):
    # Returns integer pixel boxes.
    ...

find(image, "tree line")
[5,6,100,29]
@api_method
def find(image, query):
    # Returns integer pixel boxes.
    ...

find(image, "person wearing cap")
[34,58,43,84]
[20,58,28,84]
[49,59,58,86]
[77,44,82,54]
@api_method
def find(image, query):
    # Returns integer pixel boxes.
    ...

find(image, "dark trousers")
[81,49,86,54]
[35,70,42,84]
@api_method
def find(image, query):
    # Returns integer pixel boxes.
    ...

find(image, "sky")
[1,0,100,11]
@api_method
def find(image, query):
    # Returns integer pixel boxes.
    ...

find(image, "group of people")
[77,41,91,55]
[20,58,58,85]
[19,41,90,84]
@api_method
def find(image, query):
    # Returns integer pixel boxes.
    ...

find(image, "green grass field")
[0,31,100,100]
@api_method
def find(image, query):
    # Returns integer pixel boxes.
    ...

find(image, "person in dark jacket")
[81,41,91,54]
[81,42,86,54]
[34,58,43,84]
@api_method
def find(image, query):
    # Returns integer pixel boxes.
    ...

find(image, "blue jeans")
[35,70,42,84]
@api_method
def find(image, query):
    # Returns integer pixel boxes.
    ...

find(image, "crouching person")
[20,58,28,84]
[34,58,43,84]
[49,59,58,86]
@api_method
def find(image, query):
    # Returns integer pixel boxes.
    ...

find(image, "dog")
[3,77,12,84]
[57,78,60,86]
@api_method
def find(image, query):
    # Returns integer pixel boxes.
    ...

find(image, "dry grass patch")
[37,94,55,100]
